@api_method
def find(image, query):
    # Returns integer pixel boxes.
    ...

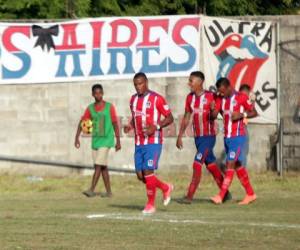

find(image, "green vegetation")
[0,0,299,19]
[0,171,300,249]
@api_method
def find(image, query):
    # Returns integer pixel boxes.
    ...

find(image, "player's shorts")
[92,147,110,166]
[134,144,162,172]
[194,136,216,165]
[224,136,246,163]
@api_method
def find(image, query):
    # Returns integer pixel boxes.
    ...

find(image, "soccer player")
[210,78,257,205]
[124,72,174,214]
[239,84,256,167]
[75,84,121,198]
[176,71,229,204]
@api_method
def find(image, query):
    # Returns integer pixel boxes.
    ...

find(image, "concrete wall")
[1,15,299,175]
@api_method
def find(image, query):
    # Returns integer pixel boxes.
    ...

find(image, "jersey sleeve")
[156,95,171,117]
[240,93,254,111]
[110,104,118,123]
[81,107,91,121]
[185,94,192,113]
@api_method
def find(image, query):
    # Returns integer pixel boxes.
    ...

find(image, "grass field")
[0,171,300,250]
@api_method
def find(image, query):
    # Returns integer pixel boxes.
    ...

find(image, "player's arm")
[123,117,134,134]
[111,105,121,151]
[74,121,82,148]
[210,97,221,119]
[176,111,191,149]
[159,112,174,129]
[75,108,91,148]
[232,95,258,121]
[144,96,174,136]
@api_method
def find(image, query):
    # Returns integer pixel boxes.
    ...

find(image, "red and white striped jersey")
[216,91,254,138]
[130,91,171,145]
[185,91,216,137]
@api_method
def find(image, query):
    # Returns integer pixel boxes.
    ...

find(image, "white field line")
[86,213,300,230]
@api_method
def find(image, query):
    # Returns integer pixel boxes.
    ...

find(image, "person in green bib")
[75,84,121,198]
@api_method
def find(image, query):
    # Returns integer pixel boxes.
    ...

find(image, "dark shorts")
[134,144,162,172]
[194,136,216,165]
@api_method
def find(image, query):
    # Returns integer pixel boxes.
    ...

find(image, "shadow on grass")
[109,204,144,211]
[173,197,212,205]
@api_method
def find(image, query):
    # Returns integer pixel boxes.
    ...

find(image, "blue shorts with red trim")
[224,136,246,163]
[194,136,216,165]
[134,144,162,172]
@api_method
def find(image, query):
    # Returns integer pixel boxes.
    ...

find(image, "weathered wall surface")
[0,15,299,175]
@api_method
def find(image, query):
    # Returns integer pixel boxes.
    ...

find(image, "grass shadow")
[109,204,144,211]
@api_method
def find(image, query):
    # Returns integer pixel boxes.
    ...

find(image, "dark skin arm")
[176,111,191,149]
[144,113,174,136]
[231,107,258,121]
[210,100,220,119]
[74,120,82,148]
[123,117,134,134]
[112,121,121,151]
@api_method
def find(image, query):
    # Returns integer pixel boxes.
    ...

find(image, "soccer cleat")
[223,191,232,202]
[99,192,113,198]
[163,184,174,206]
[210,195,223,204]
[238,194,257,205]
[142,204,156,214]
[82,190,97,197]
[177,196,192,205]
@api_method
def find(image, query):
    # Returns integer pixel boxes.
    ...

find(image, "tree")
[0,0,299,19]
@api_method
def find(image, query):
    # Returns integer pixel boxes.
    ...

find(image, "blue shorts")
[134,144,162,172]
[224,136,246,163]
[194,136,216,165]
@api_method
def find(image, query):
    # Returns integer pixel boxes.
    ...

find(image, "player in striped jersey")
[210,77,258,205]
[124,72,174,214]
[176,71,229,204]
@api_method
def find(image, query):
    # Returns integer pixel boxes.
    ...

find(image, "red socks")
[206,163,224,189]
[144,174,156,206]
[187,161,202,200]
[219,169,235,199]
[155,176,169,192]
[236,167,254,195]
[144,174,170,206]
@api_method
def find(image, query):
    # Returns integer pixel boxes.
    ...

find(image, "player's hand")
[74,138,80,148]
[231,112,243,121]
[249,92,256,103]
[115,140,121,152]
[210,100,216,111]
[176,136,183,150]
[143,124,156,136]
[123,125,132,134]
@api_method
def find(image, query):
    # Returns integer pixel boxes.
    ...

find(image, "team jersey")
[185,91,216,137]
[130,91,171,145]
[215,91,254,138]
[81,102,118,123]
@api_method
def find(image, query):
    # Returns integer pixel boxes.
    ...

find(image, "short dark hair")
[216,77,230,88]
[92,84,103,92]
[134,72,148,81]
[239,84,251,92]
[190,71,205,81]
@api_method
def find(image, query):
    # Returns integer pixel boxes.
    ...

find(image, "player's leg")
[100,165,112,197]
[211,138,236,204]
[183,137,206,203]
[144,144,173,207]
[143,169,157,214]
[83,164,101,197]
[205,136,224,189]
[93,147,112,197]
[234,136,256,205]
[134,146,145,183]
[134,145,155,214]
[83,149,103,197]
